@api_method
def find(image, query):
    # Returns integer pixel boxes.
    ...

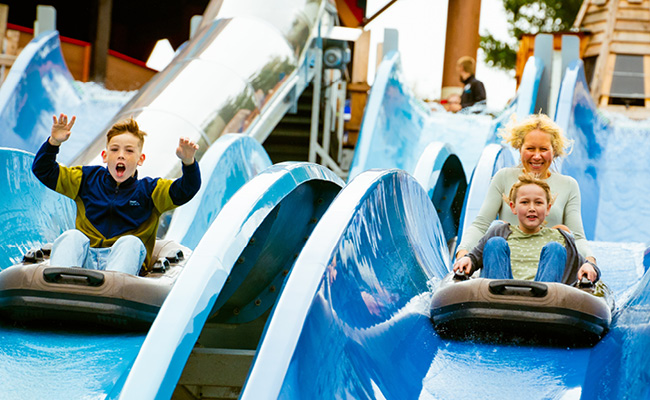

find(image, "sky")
[364,0,517,111]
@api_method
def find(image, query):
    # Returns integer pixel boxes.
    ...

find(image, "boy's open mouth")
[116,163,126,177]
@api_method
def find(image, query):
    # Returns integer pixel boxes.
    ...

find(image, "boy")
[32,113,201,275]
[453,174,599,284]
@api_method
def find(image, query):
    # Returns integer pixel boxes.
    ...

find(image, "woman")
[456,113,598,274]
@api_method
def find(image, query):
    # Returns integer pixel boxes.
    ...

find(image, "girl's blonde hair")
[499,113,573,158]
[507,173,554,205]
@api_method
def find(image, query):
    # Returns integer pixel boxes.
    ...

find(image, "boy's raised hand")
[176,137,199,165]
[49,113,76,146]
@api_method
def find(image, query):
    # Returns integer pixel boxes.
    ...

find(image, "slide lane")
[0,133,270,398]
[240,166,647,399]
[0,147,143,398]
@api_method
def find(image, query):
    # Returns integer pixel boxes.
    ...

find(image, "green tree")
[481,0,583,71]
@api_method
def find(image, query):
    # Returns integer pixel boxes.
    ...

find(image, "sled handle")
[43,267,105,287]
[488,280,548,297]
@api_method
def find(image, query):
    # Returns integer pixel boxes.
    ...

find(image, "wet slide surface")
[241,167,647,399]
[0,326,144,398]
[589,114,650,242]
[0,134,272,399]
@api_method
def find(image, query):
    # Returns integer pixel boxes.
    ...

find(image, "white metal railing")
[309,48,349,179]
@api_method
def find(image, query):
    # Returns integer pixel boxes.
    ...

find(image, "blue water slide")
[234,39,650,398]
[0,132,276,397]
[117,162,343,399]
[0,31,133,163]
[0,0,343,397]
[238,166,649,399]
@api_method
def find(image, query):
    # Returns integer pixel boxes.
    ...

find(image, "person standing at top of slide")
[456,56,486,109]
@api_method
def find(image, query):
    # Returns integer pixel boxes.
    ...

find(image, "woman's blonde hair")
[499,113,573,158]
[507,173,554,205]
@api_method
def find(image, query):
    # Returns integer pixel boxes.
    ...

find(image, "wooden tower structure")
[574,0,650,111]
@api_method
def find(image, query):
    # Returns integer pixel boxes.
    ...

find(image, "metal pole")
[91,0,112,83]
[308,45,322,164]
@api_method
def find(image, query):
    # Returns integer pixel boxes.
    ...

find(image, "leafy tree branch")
[480,0,583,71]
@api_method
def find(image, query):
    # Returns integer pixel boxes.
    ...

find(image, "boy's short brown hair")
[508,173,553,205]
[457,56,476,75]
[106,117,147,148]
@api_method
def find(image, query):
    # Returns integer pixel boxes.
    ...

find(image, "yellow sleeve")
[55,165,83,199]
[152,178,177,213]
